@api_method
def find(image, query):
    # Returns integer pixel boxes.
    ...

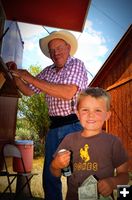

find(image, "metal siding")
[1,20,24,68]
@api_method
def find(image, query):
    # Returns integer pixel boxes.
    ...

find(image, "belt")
[49,114,79,129]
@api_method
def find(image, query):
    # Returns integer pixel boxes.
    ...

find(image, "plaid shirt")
[30,56,88,116]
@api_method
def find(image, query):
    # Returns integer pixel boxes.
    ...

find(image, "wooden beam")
[107,76,132,91]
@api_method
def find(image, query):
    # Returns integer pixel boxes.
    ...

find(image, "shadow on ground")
[0,193,44,200]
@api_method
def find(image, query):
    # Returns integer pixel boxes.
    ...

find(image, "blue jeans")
[43,122,82,200]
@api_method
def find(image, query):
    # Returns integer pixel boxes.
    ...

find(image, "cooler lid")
[15,140,33,145]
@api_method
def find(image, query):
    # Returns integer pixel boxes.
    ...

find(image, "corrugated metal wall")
[0,19,23,171]
[1,20,24,68]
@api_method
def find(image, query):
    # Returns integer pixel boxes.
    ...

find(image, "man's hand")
[6,61,17,70]
[10,69,34,84]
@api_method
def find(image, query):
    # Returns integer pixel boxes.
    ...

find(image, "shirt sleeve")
[112,136,128,168]
[53,134,72,158]
[29,66,49,94]
[63,58,88,90]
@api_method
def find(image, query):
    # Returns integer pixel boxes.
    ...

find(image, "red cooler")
[13,140,33,173]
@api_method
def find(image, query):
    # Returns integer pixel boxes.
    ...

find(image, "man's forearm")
[15,77,34,96]
[33,77,77,100]
[11,69,78,99]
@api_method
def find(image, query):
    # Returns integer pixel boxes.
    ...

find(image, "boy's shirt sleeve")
[112,136,128,168]
[53,135,71,158]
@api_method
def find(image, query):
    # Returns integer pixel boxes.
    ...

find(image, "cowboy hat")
[39,30,78,58]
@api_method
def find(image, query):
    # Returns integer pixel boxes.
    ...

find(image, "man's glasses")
[49,44,67,55]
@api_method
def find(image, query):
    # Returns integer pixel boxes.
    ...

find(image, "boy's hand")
[53,150,71,170]
[98,178,114,197]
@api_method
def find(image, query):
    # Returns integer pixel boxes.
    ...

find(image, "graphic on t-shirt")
[80,144,90,162]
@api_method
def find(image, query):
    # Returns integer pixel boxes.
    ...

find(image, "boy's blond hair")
[77,87,111,111]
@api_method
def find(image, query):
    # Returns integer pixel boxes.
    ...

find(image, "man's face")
[48,39,71,69]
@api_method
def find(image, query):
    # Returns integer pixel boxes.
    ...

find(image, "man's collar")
[51,56,72,69]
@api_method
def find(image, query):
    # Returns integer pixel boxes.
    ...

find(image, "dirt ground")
[31,157,67,199]
[0,157,67,199]
[1,157,131,200]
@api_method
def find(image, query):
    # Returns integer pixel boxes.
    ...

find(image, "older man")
[9,30,88,200]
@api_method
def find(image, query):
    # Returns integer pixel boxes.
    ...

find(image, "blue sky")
[18,0,132,83]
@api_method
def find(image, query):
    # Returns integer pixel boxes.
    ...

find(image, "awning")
[1,0,91,32]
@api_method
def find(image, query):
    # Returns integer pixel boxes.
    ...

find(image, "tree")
[16,65,50,144]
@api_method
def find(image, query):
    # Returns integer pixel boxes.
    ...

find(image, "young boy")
[50,87,129,200]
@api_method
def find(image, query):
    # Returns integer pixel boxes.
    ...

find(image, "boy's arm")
[98,162,129,197]
[110,161,129,188]
[50,158,62,177]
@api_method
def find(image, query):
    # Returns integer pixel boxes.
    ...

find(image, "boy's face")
[76,95,111,133]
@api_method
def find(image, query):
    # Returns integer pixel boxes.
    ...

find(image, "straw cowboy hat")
[39,30,78,58]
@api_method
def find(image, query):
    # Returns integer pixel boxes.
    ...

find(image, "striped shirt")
[30,56,88,116]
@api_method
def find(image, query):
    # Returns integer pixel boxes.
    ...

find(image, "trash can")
[13,140,33,173]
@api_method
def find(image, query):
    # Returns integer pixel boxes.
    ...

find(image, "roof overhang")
[1,0,91,32]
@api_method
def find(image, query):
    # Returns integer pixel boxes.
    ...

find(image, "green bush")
[16,65,50,157]
[15,127,44,157]
[18,93,50,139]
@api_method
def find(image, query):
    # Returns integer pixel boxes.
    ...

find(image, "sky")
[18,0,132,83]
